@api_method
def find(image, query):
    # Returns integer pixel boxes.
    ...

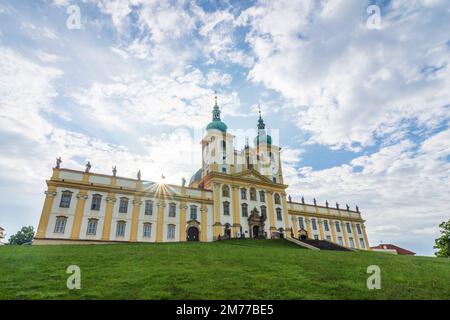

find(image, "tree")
[8,226,35,245]
[434,219,450,258]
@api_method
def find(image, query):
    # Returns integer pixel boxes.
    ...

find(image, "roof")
[370,244,416,255]
[189,168,202,185]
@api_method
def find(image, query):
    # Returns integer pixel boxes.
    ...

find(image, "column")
[291,214,298,238]
[351,222,361,249]
[318,218,325,240]
[305,216,312,239]
[267,191,276,235]
[179,204,187,242]
[155,202,165,242]
[330,219,337,243]
[231,185,241,237]
[129,196,142,242]
[362,223,370,250]
[70,191,88,239]
[341,220,350,247]
[101,193,116,240]
[201,206,208,241]
[213,182,222,239]
[281,193,291,236]
[35,187,57,238]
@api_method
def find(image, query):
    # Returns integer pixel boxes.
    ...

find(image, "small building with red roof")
[370,243,416,255]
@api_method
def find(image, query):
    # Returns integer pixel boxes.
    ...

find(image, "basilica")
[34,97,370,250]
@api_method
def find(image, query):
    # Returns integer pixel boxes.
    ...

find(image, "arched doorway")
[252,225,260,238]
[187,227,199,241]
[224,224,231,238]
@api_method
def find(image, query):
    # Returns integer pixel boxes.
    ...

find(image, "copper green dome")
[206,96,227,133]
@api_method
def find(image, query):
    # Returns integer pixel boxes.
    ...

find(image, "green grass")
[0,239,449,299]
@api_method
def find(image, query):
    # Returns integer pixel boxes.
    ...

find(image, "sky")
[0,0,449,256]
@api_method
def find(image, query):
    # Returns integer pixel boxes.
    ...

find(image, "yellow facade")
[34,98,369,250]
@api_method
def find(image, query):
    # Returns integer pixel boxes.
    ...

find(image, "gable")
[232,169,274,184]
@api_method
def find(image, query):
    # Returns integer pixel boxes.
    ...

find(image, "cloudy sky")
[0,0,449,255]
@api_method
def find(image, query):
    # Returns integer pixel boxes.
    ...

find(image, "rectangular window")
[326,235,331,241]
[119,198,128,213]
[359,238,365,248]
[357,224,362,234]
[349,237,355,248]
[241,205,248,217]
[338,236,344,246]
[190,206,197,220]
[91,195,101,211]
[143,224,151,238]
[167,224,175,239]
[222,167,227,173]
[276,208,282,221]
[54,217,67,233]
[169,203,176,217]
[323,220,329,232]
[223,202,230,215]
[59,192,72,208]
[272,177,276,183]
[312,219,317,231]
[116,221,126,237]
[346,222,352,234]
[298,217,304,229]
[241,189,247,200]
[259,191,265,202]
[86,219,97,235]
[144,200,153,215]
[335,221,341,233]
[314,235,319,240]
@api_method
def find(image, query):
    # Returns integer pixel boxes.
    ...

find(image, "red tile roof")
[370,244,416,255]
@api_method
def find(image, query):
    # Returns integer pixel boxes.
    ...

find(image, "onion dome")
[206,94,227,133]
[254,106,272,145]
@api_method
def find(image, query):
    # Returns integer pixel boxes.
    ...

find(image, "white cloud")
[241,0,450,150]
[283,129,450,255]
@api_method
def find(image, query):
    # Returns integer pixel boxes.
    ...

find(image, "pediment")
[233,169,274,184]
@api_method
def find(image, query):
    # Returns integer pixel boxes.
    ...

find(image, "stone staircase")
[286,237,354,251]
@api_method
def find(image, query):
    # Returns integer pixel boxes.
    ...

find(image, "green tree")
[434,219,450,258]
[8,226,35,245]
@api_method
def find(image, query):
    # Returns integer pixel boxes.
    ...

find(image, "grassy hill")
[0,239,449,299]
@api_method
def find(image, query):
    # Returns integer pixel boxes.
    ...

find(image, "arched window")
[222,185,230,197]
[119,197,129,213]
[240,188,247,200]
[241,203,248,217]
[250,187,257,201]
[274,193,281,205]
[54,216,67,233]
[223,201,230,215]
[169,203,177,217]
[276,208,282,221]
[90,194,102,211]
[59,191,72,208]
[86,218,98,235]
[190,205,198,220]
[259,191,266,202]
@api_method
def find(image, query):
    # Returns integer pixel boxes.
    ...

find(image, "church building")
[34,96,369,250]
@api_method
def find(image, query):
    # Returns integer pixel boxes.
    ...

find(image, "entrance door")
[252,225,259,238]
[187,227,199,241]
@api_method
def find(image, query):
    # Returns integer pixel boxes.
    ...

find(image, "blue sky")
[0,0,449,256]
